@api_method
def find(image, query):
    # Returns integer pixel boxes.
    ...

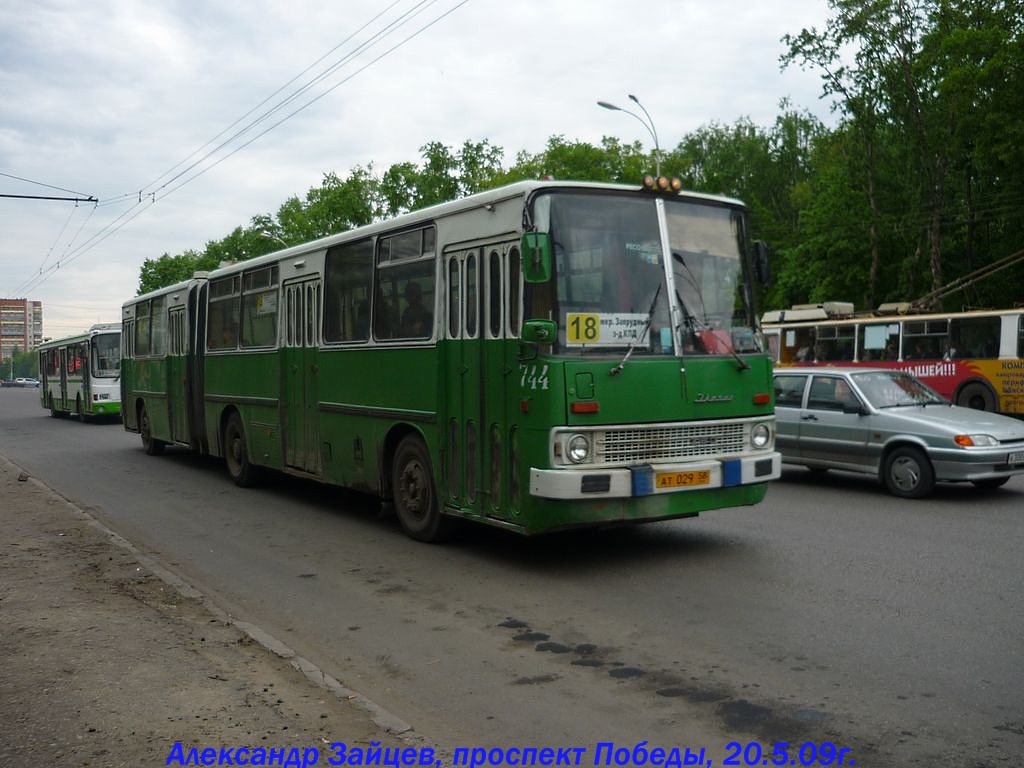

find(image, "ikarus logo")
[694,393,733,404]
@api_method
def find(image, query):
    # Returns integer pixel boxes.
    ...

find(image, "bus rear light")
[571,401,599,414]
[753,393,771,405]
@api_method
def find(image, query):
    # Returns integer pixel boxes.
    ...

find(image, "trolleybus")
[121,178,780,541]
[38,323,122,420]
[763,303,1024,414]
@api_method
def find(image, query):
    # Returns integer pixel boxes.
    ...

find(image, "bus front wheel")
[392,435,455,543]
[140,406,165,456]
[224,413,260,487]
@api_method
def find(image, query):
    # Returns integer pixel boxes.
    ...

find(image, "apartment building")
[0,298,43,360]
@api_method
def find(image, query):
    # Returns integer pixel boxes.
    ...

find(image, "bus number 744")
[520,364,550,391]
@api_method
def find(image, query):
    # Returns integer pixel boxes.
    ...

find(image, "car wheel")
[392,435,456,543]
[140,405,165,456]
[883,446,935,498]
[956,382,996,411]
[224,412,260,487]
[971,476,1010,490]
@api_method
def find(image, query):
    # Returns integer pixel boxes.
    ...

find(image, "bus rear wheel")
[140,405,165,455]
[956,381,996,411]
[224,412,260,487]
[392,435,455,543]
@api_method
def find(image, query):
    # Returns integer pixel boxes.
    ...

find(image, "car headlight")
[954,434,998,447]
[566,434,591,464]
[751,422,771,449]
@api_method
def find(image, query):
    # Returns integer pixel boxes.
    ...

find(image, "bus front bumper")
[529,453,782,500]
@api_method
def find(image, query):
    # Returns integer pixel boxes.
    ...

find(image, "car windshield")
[851,371,947,408]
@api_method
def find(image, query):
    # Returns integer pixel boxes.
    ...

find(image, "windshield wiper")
[672,252,748,371]
[610,283,661,376]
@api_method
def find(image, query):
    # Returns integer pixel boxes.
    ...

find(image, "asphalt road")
[2,386,1022,767]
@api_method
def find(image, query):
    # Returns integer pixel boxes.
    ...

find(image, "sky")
[0,0,836,338]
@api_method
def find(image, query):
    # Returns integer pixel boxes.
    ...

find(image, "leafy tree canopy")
[139,4,1023,312]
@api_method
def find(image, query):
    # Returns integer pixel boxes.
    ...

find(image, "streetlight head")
[628,94,639,103]
[597,101,621,111]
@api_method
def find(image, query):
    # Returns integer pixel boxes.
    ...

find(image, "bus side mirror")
[753,240,771,286]
[522,232,552,283]
[521,319,556,344]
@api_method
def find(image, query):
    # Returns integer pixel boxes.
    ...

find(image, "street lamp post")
[597,94,662,176]
[260,231,289,248]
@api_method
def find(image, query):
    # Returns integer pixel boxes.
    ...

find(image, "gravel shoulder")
[0,453,413,767]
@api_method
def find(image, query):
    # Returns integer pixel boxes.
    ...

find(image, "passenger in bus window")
[354,300,370,340]
[400,281,429,337]
[885,339,898,360]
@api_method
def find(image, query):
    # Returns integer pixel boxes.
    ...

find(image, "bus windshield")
[537,191,757,356]
[92,334,120,377]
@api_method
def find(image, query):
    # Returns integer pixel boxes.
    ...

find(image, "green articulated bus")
[121,178,780,541]
[38,322,122,420]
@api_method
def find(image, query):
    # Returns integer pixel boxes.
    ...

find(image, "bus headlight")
[567,434,591,464]
[751,423,771,449]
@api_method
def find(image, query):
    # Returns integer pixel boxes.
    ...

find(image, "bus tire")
[882,445,934,498]
[224,412,260,487]
[140,405,165,456]
[392,435,455,543]
[956,381,997,411]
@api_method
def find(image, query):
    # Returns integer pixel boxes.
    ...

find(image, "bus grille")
[601,423,747,463]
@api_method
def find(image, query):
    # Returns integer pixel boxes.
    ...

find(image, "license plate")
[1009,450,1024,465]
[655,470,711,489]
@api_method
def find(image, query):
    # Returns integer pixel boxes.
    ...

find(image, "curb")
[3,454,417,739]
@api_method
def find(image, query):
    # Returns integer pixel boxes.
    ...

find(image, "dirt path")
[0,454,415,767]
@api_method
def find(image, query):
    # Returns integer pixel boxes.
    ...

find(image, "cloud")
[1,0,833,335]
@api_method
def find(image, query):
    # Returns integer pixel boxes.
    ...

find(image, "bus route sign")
[566,312,648,347]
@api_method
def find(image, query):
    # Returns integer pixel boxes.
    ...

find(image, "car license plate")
[1008,450,1024,465]
[655,470,711,489]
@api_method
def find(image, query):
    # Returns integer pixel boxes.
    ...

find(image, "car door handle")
[801,414,818,421]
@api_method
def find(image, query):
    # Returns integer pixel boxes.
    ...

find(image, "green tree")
[138,250,206,295]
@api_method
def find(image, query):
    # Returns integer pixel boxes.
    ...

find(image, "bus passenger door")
[168,308,188,443]
[283,278,322,474]
[481,242,519,523]
[443,241,518,523]
[443,247,480,517]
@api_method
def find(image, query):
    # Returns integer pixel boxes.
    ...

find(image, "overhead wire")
[156,0,472,202]
[10,0,473,298]
[136,0,409,198]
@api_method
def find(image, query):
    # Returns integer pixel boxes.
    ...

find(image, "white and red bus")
[762,303,1024,414]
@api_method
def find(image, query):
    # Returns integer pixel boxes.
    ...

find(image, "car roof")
[774,367,896,376]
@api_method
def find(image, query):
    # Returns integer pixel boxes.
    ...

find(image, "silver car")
[773,367,1024,497]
